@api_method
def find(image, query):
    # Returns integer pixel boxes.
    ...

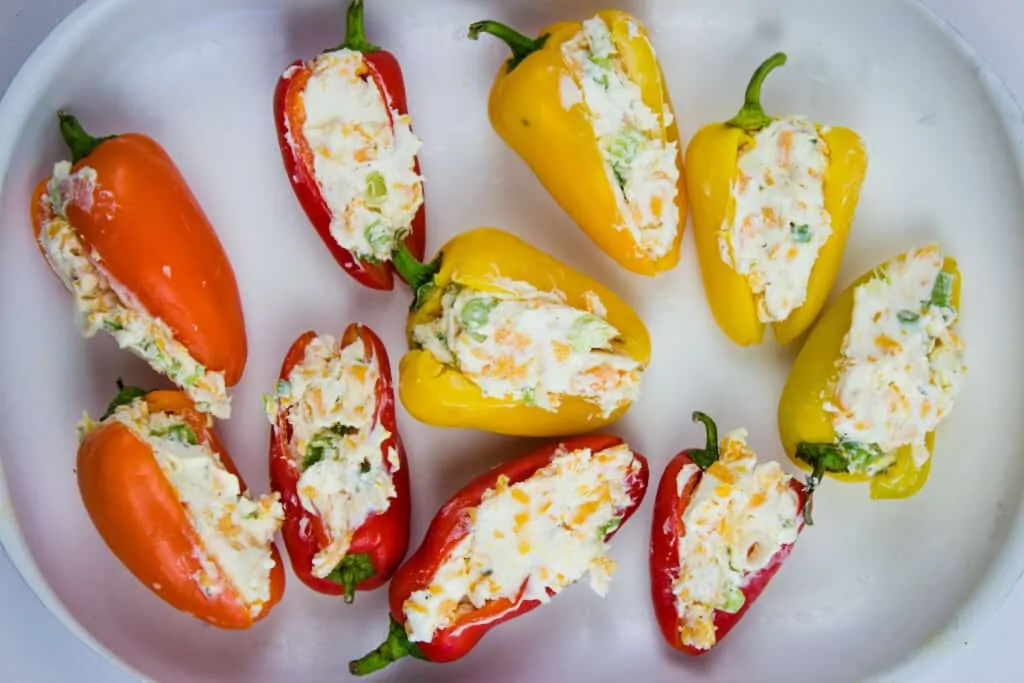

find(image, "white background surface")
[0,1,1021,682]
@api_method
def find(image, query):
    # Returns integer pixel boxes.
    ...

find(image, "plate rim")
[0,1,1021,681]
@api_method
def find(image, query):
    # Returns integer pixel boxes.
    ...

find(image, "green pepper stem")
[101,379,148,421]
[467,20,549,73]
[795,442,850,526]
[392,243,441,310]
[688,411,720,470]
[328,553,376,604]
[337,0,380,53]
[348,617,422,676]
[725,52,787,132]
[57,111,115,164]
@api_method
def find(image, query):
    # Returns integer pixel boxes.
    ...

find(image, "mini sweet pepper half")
[349,434,649,675]
[274,0,426,291]
[393,227,651,437]
[32,113,247,418]
[468,11,687,276]
[650,412,811,655]
[685,52,868,346]
[778,244,966,500]
[77,385,285,629]
[265,323,411,601]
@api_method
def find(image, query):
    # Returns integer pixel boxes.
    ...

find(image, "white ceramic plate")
[2,0,1023,681]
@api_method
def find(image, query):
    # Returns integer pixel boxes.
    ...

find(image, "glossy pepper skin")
[685,52,868,346]
[30,113,248,387]
[77,387,285,630]
[777,250,961,500]
[269,323,411,600]
[274,0,426,290]
[650,412,810,656]
[349,434,649,675]
[467,13,687,276]
[393,227,651,436]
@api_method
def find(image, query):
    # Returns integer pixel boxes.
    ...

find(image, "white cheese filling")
[402,443,639,643]
[561,17,680,260]
[411,279,643,417]
[263,334,398,579]
[719,117,832,323]
[37,162,230,418]
[299,48,424,262]
[824,244,966,473]
[80,399,283,615]
[672,429,799,651]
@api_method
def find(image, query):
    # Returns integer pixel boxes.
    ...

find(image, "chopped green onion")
[274,379,291,396]
[721,586,746,614]
[365,171,387,206]
[930,271,953,308]
[460,297,498,332]
[897,310,920,324]
[790,223,812,243]
[103,319,124,333]
[152,423,198,446]
[521,386,537,407]
[303,444,326,470]
[365,221,393,255]
[568,314,617,353]
[597,516,621,540]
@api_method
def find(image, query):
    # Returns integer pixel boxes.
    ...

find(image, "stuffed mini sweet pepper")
[468,11,686,276]
[394,227,651,436]
[686,52,868,346]
[650,412,810,655]
[778,244,966,499]
[349,435,649,675]
[274,0,426,290]
[31,113,247,418]
[77,386,285,629]
[264,323,410,600]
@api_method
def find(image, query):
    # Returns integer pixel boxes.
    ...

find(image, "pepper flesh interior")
[673,429,799,650]
[401,444,640,643]
[37,162,231,418]
[411,278,643,417]
[264,334,399,578]
[80,399,283,615]
[719,117,831,324]
[824,244,966,473]
[298,49,423,262]
[560,16,680,260]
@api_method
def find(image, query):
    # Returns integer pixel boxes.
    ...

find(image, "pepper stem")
[467,20,549,73]
[725,52,787,132]
[337,0,380,53]
[327,553,376,604]
[689,411,720,470]
[794,442,850,526]
[348,616,423,676]
[100,379,148,421]
[392,243,441,311]
[57,111,115,164]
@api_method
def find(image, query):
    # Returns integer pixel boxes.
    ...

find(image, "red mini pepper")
[273,0,426,290]
[650,412,813,655]
[268,323,411,601]
[349,434,649,675]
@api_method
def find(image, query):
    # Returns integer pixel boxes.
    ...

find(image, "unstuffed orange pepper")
[685,52,868,347]
[393,227,650,437]
[77,385,285,629]
[778,244,966,500]
[468,11,686,276]
[31,112,247,418]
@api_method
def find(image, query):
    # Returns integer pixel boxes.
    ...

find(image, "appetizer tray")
[1,0,1023,682]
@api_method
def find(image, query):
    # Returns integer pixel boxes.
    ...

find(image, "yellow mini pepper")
[777,247,962,500]
[392,227,651,437]
[467,12,687,276]
[685,52,868,346]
